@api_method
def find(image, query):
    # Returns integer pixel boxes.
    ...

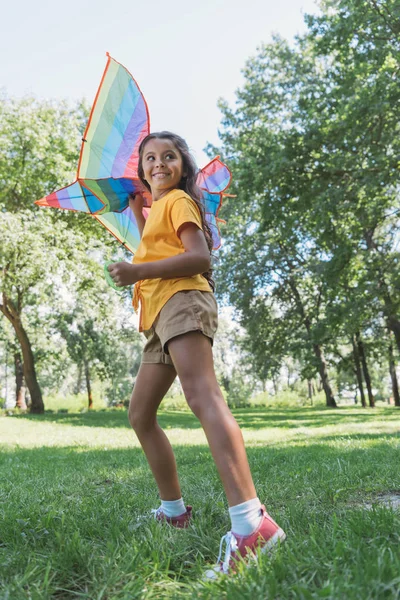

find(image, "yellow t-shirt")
[132,189,212,331]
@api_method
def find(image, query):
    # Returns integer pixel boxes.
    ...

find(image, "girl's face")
[141,138,185,200]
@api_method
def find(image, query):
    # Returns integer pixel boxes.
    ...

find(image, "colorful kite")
[36,53,231,251]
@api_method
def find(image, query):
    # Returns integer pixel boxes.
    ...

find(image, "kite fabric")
[197,156,231,249]
[36,53,231,252]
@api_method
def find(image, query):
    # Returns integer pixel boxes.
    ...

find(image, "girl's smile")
[142,138,185,200]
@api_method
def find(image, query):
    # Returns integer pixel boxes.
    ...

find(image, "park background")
[1,0,399,598]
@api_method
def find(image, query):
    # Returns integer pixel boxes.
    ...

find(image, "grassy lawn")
[0,406,399,599]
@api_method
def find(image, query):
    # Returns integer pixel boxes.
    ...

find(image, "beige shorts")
[142,290,218,366]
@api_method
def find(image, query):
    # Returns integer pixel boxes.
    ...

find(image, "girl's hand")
[129,193,145,215]
[107,262,141,286]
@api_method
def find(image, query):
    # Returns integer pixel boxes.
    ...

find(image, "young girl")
[108,131,285,576]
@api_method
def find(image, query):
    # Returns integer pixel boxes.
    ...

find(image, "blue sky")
[1,0,318,164]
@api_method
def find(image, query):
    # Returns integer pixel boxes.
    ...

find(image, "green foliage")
[0,94,144,410]
[226,368,254,408]
[251,389,327,408]
[2,2,400,409]
[0,95,85,211]
[55,270,143,407]
[44,390,107,413]
[213,0,400,404]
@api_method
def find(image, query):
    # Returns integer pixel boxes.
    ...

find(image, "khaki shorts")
[142,290,218,366]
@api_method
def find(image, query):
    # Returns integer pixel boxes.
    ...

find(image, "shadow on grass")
[9,406,399,431]
[1,435,399,509]
[1,435,398,600]
[305,431,400,444]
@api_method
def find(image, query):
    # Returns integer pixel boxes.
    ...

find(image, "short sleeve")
[170,196,202,234]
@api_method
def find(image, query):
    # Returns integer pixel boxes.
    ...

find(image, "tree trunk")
[221,375,231,394]
[388,339,400,407]
[387,315,400,355]
[0,294,44,413]
[14,320,43,413]
[364,232,400,353]
[307,379,313,405]
[356,332,374,407]
[14,352,27,410]
[84,359,93,409]
[313,343,337,407]
[287,277,336,407]
[272,375,278,396]
[352,336,366,408]
[4,342,9,408]
[74,362,83,395]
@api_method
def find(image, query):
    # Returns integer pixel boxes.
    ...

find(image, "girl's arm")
[108,223,210,286]
[129,194,146,238]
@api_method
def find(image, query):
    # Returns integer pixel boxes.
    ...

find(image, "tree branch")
[370,0,400,40]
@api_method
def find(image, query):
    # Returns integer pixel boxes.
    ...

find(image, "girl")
[108,132,285,576]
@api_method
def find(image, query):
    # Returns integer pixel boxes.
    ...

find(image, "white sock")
[160,498,186,518]
[229,497,263,536]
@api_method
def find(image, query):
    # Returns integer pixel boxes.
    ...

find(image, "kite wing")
[35,53,151,252]
[36,181,93,213]
[35,54,232,253]
[197,157,232,249]
[77,53,150,183]
[36,53,150,217]
[94,206,150,254]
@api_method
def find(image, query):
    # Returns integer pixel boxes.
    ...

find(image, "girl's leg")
[128,362,181,500]
[168,332,257,507]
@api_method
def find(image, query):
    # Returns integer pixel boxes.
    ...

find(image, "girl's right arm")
[129,194,146,238]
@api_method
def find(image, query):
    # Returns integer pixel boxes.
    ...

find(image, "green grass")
[0,406,399,599]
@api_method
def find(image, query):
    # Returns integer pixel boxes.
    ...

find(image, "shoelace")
[216,531,239,574]
[151,506,163,519]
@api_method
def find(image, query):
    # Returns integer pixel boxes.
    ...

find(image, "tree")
[301,0,400,350]
[57,258,143,409]
[0,95,87,212]
[58,318,107,409]
[0,211,98,412]
[0,95,121,412]
[388,333,400,406]
[211,36,337,406]
[102,325,143,406]
[213,0,400,406]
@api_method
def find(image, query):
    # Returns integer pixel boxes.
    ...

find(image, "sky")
[1,0,318,165]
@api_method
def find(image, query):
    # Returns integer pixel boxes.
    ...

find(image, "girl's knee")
[127,405,139,430]
[128,402,156,433]
[183,383,224,418]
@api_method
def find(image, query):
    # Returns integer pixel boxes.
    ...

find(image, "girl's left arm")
[107,224,210,287]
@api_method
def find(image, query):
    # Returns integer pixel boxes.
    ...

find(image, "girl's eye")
[147,156,155,161]
[166,153,175,160]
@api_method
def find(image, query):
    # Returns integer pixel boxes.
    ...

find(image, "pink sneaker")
[204,505,286,578]
[152,505,192,528]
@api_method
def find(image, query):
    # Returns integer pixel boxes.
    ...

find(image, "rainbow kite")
[36,53,231,251]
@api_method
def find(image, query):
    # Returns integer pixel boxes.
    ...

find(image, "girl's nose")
[155,156,165,167]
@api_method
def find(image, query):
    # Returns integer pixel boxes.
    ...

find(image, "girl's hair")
[138,131,215,291]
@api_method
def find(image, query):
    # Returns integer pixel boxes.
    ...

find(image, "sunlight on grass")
[0,406,399,599]
[1,406,398,450]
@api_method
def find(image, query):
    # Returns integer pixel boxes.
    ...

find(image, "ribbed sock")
[160,498,186,518]
[229,497,263,536]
